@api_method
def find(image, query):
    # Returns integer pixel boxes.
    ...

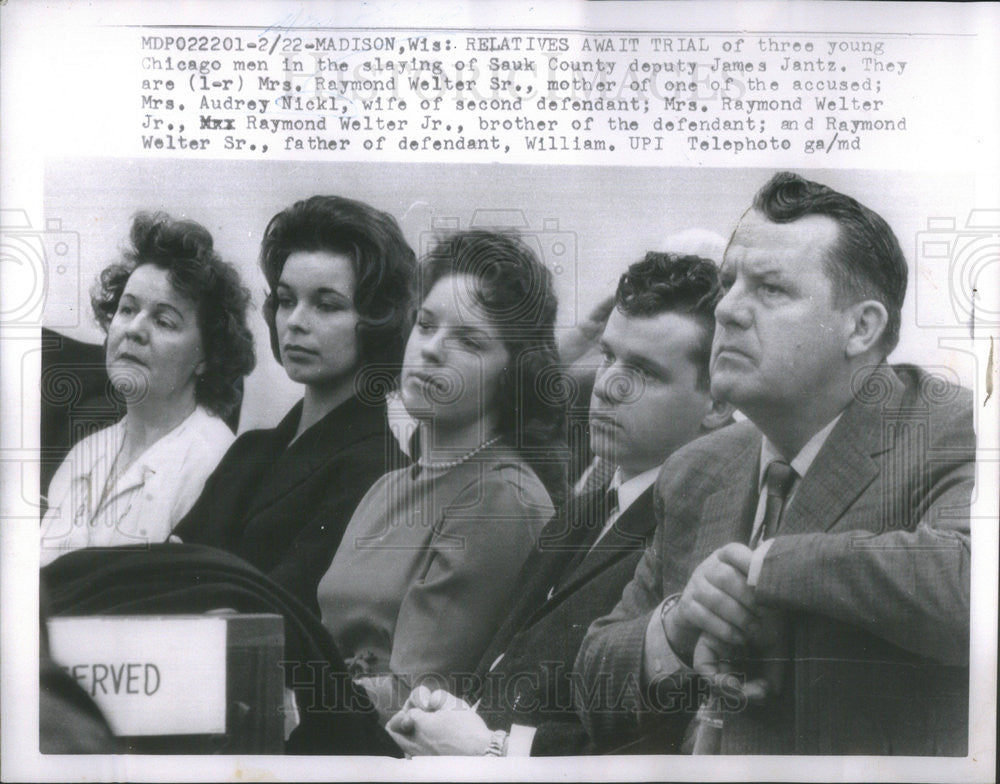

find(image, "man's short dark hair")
[752,171,908,354]
[615,252,722,388]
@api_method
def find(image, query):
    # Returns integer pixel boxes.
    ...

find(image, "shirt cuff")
[747,538,775,588]
[642,598,686,683]
[507,724,537,756]
[282,687,301,740]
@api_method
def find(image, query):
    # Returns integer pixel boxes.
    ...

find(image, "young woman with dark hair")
[316,229,565,722]
[173,196,416,612]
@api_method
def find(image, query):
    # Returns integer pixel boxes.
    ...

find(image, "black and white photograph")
[1,2,996,782]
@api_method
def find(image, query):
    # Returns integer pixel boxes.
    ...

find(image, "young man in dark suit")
[386,252,733,756]
[576,172,975,756]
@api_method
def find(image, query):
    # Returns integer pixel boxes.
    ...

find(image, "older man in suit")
[386,252,733,756]
[575,172,974,756]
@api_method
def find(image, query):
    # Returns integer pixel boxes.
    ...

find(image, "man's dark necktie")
[576,456,616,496]
[604,486,619,520]
[750,459,797,547]
[693,459,797,754]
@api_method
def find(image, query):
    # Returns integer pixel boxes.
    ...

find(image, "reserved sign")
[47,616,227,736]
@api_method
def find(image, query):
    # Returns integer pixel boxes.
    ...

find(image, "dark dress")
[174,394,406,614]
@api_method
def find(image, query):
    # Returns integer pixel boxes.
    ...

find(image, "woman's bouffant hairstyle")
[418,229,567,503]
[91,211,255,419]
[259,195,417,374]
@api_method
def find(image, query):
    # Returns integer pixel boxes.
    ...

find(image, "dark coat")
[41,543,400,756]
[174,395,406,614]
[470,485,657,755]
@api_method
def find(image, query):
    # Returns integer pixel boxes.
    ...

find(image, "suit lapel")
[240,402,304,518]
[777,423,878,536]
[554,488,656,594]
[691,432,762,559]
[778,366,901,536]
[243,396,386,519]
[536,487,608,554]
[526,517,591,605]
[475,500,601,671]
[522,487,656,627]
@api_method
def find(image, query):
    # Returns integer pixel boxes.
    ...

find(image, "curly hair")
[91,211,255,418]
[752,171,908,354]
[418,230,567,503]
[616,252,723,388]
[259,195,417,374]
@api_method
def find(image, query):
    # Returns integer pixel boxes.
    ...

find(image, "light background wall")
[45,160,976,431]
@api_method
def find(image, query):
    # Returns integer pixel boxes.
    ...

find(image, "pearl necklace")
[416,436,502,471]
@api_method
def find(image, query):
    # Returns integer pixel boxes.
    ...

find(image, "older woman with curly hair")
[40,212,255,566]
[173,196,416,612]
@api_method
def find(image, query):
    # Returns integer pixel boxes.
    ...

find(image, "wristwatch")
[483,729,509,756]
[658,592,683,639]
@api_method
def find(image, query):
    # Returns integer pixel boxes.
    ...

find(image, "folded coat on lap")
[42,543,402,756]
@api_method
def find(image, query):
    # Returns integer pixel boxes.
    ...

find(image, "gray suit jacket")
[575,365,974,755]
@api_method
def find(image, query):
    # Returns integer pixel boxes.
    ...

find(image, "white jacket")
[40,406,234,566]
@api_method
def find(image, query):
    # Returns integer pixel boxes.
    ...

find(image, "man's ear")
[845,299,889,358]
[701,397,735,432]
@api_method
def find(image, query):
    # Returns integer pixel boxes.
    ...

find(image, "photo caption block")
[117,28,963,164]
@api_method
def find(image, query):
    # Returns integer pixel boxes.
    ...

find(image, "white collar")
[610,465,660,515]
[758,413,843,490]
[111,406,212,482]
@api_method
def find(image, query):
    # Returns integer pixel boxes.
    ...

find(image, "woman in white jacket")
[40,212,255,566]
